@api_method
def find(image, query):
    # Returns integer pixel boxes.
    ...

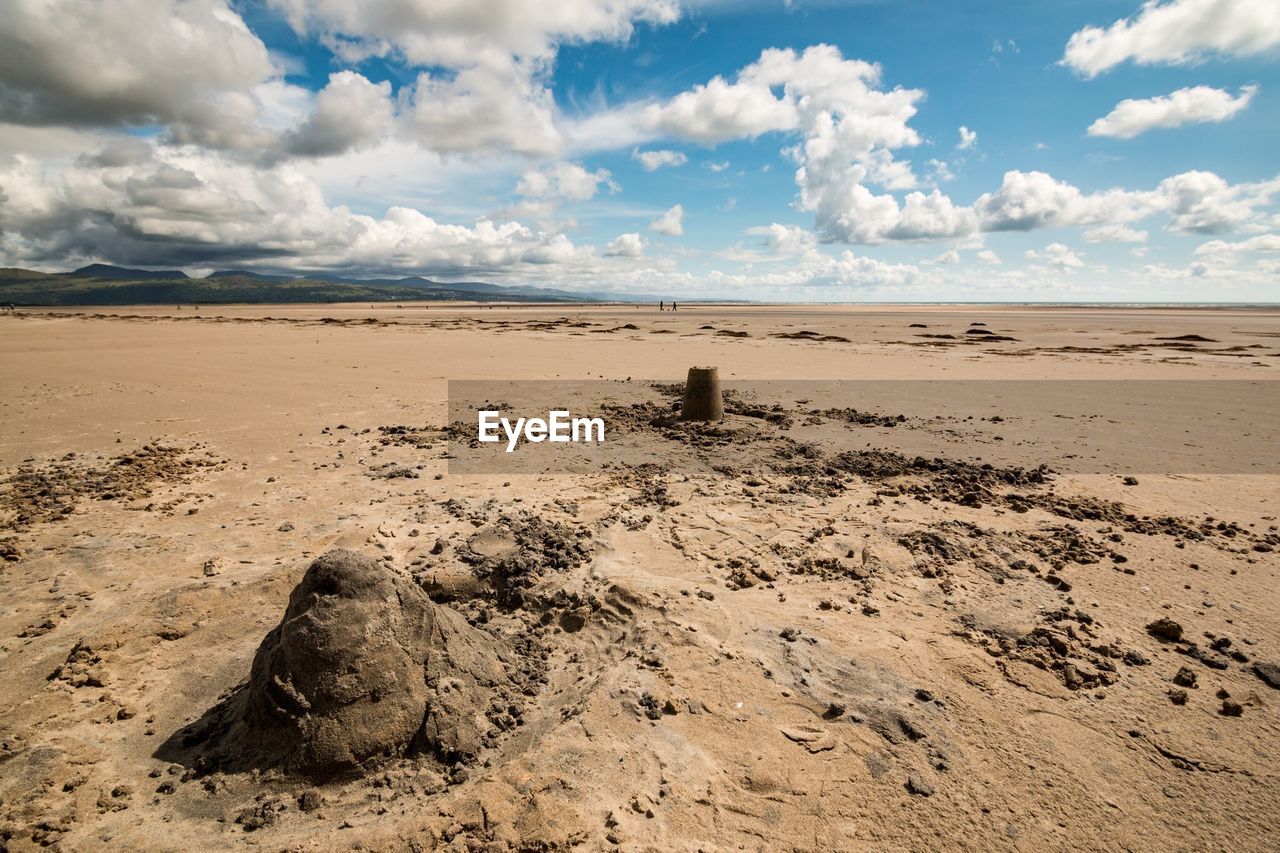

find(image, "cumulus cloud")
[605,232,646,257]
[0,0,275,128]
[627,100,1280,247]
[1027,243,1084,270]
[267,0,680,69]
[971,169,1280,236]
[650,204,685,236]
[403,63,563,157]
[0,144,591,273]
[957,126,977,150]
[746,223,818,255]
[976,249,1002,264]
[281,72,394,158]
[811,182,976,244]
[632,149,687,170]
[641,68,799,144]
[1087,85,1257,139]
[612,66,950,251]
[829,251,920,288]
[1157,170,1280,233]
[270,1,681,158]
[974,171,1088,232]
[1062,0,1280,77]
[697,245,922,292]
[622,44,930,243]
[641,44,921,150]
[927,159,954,183]
[1084,224,1149,243]
[516,162,616,200]
[1194,233,1280,255]
[701,45,930,242]
[0,0,689,163]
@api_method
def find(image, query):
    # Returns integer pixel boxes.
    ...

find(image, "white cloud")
[1027,243,1084,270]
[516,162,616,200]
[1087,85,1257,139]
[0,1,631,163]
[1157,170,1280,234]
[604,232,646,257]
[402,64,563,157]
[957,126,977,150]
[268,0,680,69]
[976,249,1002,265]
[281,71,394,158]
[972,169,1280,236]
[829,250,920,288]
[700,247,922,293]
[1083,224,1149,243]
[1046,243,1084,270]
[640,44,921,153]
[271,1,682,159]
[706,160,730,172]
[1194,233,1280,255]
[975,171,1089,231]
[649,45,929,243]
[1062,0,1280,77]
[641,69,799,144]
[813,183,976,243]
[926,158,954,183]
[632,149,687,170]
[0,144,593,274]
[745,223,818,255]
[650,204,684,236]
[0,0,275,129]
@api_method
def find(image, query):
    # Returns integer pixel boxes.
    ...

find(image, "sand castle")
[680,366,724,421]
[238,550,514,780]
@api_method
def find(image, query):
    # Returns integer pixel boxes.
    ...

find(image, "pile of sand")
[236,550,515,779]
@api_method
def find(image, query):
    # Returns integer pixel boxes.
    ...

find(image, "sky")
[1,0,1278,302]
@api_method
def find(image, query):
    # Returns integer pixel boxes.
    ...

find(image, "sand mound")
[239,550,514,779]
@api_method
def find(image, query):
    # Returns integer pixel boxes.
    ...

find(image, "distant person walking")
[660,301,665,311]
[671,301,678,311]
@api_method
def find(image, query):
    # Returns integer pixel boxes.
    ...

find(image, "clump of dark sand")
[1,444,221,529]
[772,330,852,343]
[235,550,516,779]
[458,514,594,609]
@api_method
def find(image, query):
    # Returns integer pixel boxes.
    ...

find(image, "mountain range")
[0,265,608,305]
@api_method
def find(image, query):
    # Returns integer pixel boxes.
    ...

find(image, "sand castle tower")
[681,366,724,421]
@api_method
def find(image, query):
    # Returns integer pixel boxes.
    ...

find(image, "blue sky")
[1,0,1278,300]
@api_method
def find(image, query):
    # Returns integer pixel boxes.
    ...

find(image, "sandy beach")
[1,304,1278,851]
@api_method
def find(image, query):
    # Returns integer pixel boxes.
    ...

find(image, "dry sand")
[1,303,1278,851]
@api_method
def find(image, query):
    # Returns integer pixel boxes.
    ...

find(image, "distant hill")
[0,265,600,305]
[70,264,190,280]
[0,267,56,281]
[205,269,296,282]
